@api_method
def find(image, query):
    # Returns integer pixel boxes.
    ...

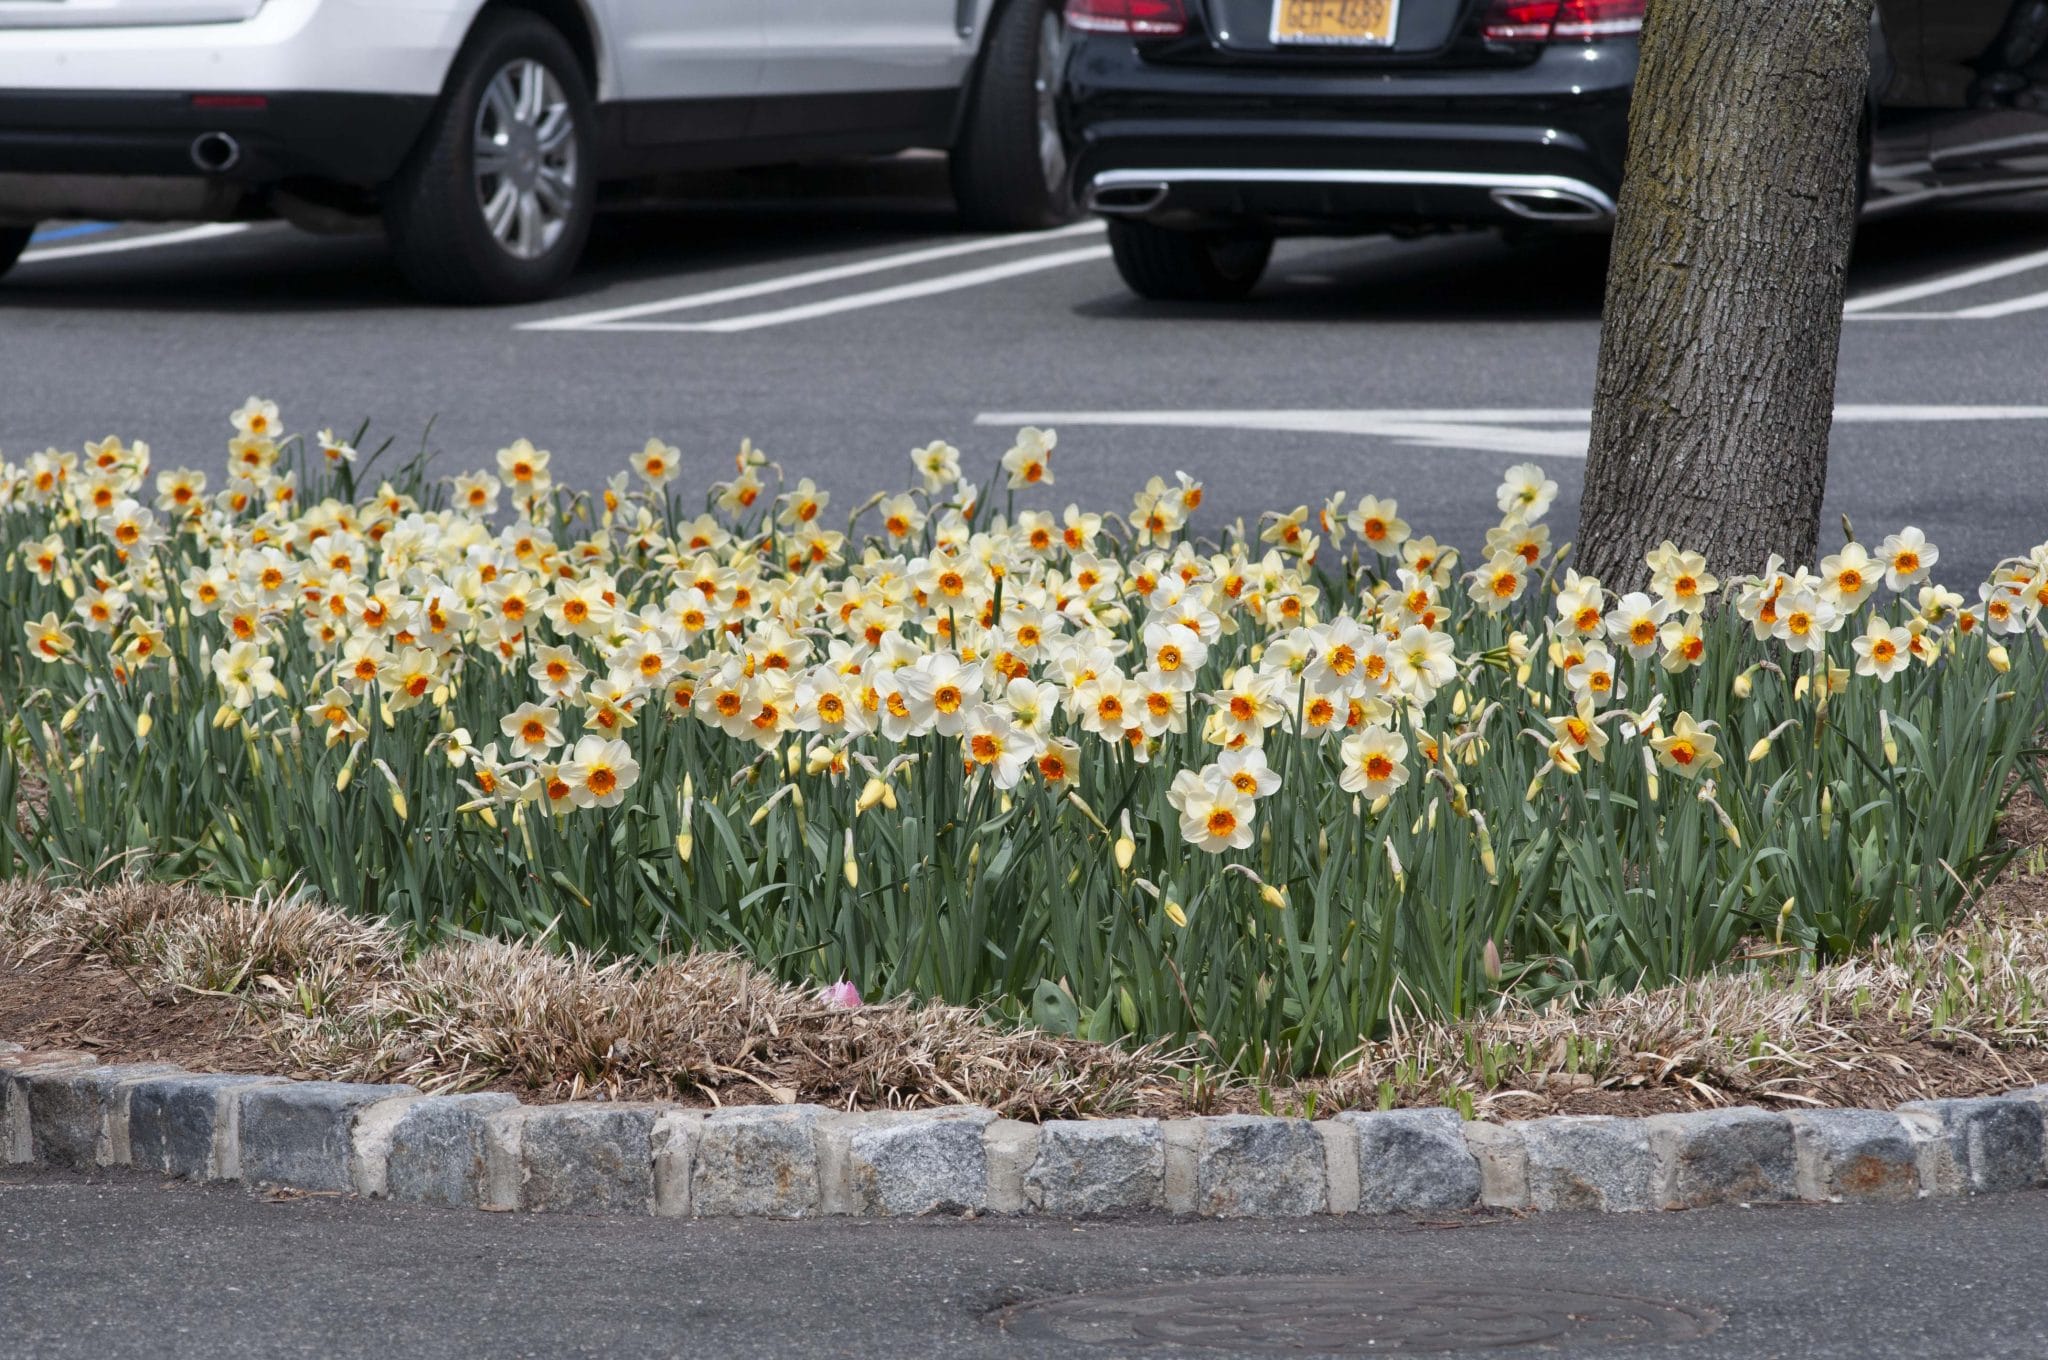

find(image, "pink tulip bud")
[818,980,863,1011]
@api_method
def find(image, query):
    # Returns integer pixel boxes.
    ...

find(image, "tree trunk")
[1576,0,1874,588]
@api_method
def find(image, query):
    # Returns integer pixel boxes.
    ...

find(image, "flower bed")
[3,404,2044,1074]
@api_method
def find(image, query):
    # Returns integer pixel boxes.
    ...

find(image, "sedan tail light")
[1064,0,1189,37]
[1481,0,1644,43]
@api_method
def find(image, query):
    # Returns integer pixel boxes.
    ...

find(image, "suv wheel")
[384,11,596,304]
[0,224,34,281]
[1107,220,1274,301]
[951,0,1077,230]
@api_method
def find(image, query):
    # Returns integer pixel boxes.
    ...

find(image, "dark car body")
[1061,0,2048,249]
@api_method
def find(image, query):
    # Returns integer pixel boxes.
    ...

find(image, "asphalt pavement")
[4,156,2046,583]
[3,1164,2045,1359]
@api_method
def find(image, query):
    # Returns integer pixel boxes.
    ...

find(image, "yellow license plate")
[1270,0,1400,46]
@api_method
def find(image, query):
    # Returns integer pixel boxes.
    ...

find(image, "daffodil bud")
[1879,710,1898,766]
[389,788,409,821]
[1164,899,1188,929]
[843,828,858,888]
[134,712,153,742]
[1775,896,1796,945]
[856,776,889,813]
[1747,736,1773,764]
[1114,832,1135,872]
[1819,787,1833,836]
[1524,772,1545,801]
[1988,643,2011,674]
[479,806,499,830]
[1481,938,1502,983]
[213,703,240,730]
[1260,883,1287,911]
[675,830,693,862]
[1732,667,1755,699]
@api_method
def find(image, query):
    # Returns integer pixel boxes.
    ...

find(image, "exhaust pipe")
[1085,180,1169,215]
[190,132,242,175]
[1489,186,1609,223]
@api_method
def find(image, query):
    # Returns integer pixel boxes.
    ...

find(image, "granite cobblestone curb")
[7,1045,2048,1221]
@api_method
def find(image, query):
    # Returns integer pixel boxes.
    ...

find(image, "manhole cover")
[995,1276,1721,1354]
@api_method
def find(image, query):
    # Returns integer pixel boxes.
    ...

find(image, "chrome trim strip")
[1083,167,1618,218]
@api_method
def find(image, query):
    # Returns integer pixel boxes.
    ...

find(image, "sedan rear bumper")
[1063,37,1637,233]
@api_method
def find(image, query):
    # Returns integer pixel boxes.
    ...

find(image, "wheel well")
[485,0,601,93]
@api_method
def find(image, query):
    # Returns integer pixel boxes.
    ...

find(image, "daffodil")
[1650,712,1723,778]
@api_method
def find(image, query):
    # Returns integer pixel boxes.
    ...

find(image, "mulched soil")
[0,957,282,1076]
[1479,1033,2048,1121]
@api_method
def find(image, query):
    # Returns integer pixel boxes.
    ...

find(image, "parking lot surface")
[5,157,2045,580]
[7,1167,2048,1360]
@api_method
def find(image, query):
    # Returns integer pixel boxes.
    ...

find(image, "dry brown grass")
[0,878,1187,1118]
[5,785,2047,1121]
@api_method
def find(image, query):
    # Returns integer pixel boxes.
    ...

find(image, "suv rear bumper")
[1063,37,1637,232]
[0,90,433,187]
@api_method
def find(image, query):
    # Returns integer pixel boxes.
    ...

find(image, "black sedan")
[1058,0,2048,299]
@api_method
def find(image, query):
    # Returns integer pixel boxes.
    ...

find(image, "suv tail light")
[1064,0,1189,37]
[1481,0,1644,42]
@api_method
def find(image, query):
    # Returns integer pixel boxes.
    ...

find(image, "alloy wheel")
[472,58,578,261]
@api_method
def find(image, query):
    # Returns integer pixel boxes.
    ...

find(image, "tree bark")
[1577,0,1874,588]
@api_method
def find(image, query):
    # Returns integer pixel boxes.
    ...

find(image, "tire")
[383,11,597,305]
[1107,220,1274,301]
[951,0,1078,230]
[0,224,33,281]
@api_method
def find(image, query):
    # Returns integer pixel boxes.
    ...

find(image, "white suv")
[0,0,1074,301]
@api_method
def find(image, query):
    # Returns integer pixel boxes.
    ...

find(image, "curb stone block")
[690,1105,828,1218]
[238,1081,417,1192]
[1191,1115,1327,1218]
[1647,1108,1798,1208]
[1787,1109,1920,1203]
[378,1094,522,1207]
[847,1107,994,1217]
[1339,1108,1482,1214]
[515,1103,661,1214]
[1024,1119,1164,1215]
[2,1053,101,1165]
[1518,1116,1657,1213]
[1899,1096,2047,1195]
[25,1063,180,1170]
[128,1074,281,1181]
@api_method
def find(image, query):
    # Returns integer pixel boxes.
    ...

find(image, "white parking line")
[976,405,2048,459]
[1952,287,2048,320]
[607,245,1112,334]
[522,221,1107,332]
[17,222,250,265]
[1844,245,2048,314]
